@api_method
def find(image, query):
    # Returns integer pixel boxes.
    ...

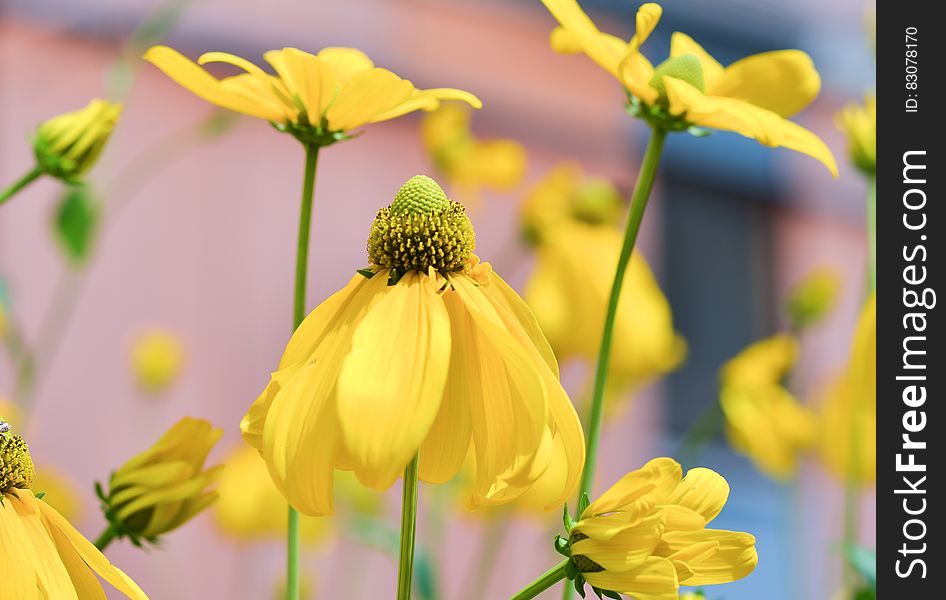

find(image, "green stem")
[460,511,509,600]
[0,167,43,205]
[286,142,320,600]
[93,525,118,551]
[510,560,569,600]
[397,454,420,600]
[577,127,668,501]
[867,175,876,292]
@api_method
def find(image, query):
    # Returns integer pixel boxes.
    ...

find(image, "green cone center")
[649,53,705,98]
[0,433,35,492]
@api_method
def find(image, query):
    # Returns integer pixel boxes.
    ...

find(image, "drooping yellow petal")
[541,0,631,80]
[585,457,681,517]
[370,88,482,124]
[664,77,838,176]
[198,51,268,76]
[571,514,665,572]
[48,523,108,600]
[656,529,758,585]
[710,50,821,117]
[337,271,451,490]
[325,68,414,131]
[669,32,724,88]
[583,556,679,600]
[142,46,285,121]
[4,491,76,599]
[667,467,730,524]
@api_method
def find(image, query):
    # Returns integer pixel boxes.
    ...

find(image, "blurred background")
[1,0,874,598]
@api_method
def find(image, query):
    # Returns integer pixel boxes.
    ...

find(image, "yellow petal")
[48,523,108,599]
[663,77,838,176]
[482,273,560,377]
[653,504,706,532]
[570,514,665,572]
[218,73,296,123]
[4,491,75,599]
[264,48,335,124]
[710,50,820,117]
[325,68,414,131]
[583,556,679,600]
[585,457,681,517]
[337,271,451,490]
[667,467,730,524]
[656,529,758,585]
[669,32,724,88]
[143,46,285,122]
[369,88,482,124]
[198,51,267,76]
[317,47,374,83]
[572,495,657,540]
[540,0,629,79]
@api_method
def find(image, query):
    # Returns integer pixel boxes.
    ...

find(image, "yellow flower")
[241,175,584,515]
[421,103,527,207]
[785,267,842,330]
[213,444,331,544]
[540,1,837,175]
[564,458,757,599]
[719,335,816,480]
[816,294,875,484]
[522,166,685,394]
[0,423,149,599]
[99,417,223,543]
[129,330,185,393]
[144,46,481,146]
[836,94,876,176]
[33,99,122,181]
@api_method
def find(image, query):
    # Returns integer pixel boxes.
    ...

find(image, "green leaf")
[578,492,591,516]
[52,186,99,265]
[356,268,377,279]
[563,503,576,531]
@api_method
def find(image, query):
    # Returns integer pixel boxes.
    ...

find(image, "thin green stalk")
[397,454,420,600]
[460,511,509,600]
[286,142,320,600]
[93,525,119,551]
[510,560,569,600]
[0,167,42,205]
[577,127,668,500]
[867,175,876,292]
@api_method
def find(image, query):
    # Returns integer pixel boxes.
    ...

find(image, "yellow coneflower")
[97,417,223,545]
[129,330,185,393]
[836,94,876,176]
[242,175,585,515]
[0,421,148,599]
[144,46,480,146]
[421,102,527,208]
[719,334,816,480]
[539,1,837,175]
[556,458,757,599]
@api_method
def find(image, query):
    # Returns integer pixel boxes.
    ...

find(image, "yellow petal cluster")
[102,417,223,541]
[144,46,481,139]
[241,177,584,516]
[719,335,816,480]
[835,94,876,175]
[421,103,527,208]
[129,330,185,393]
[33,99,122,181]
[540,1,837,175]
[569,458,757,598]
[816,294,876,484]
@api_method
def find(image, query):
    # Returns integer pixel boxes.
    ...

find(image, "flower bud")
[33,99,122,181]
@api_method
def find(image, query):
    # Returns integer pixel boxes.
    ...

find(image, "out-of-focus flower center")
[0,427,36,491]
[368,175,476,273]
[649,53,705,100]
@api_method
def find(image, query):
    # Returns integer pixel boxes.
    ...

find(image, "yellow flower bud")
[130,330,185,393]
[786,267,842,330]
[33,99,122,181]
[836,94,876,176]
[100,417,223,543]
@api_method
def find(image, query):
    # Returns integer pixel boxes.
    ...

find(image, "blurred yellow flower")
[145,46,481,145]
[786,267,842,330]
[817,294,876,484]
[522,167,685,396]
[421,103,527,207]
[130,330,185,393]
[0,424,148,599]
[99,417,223,544]
[242,176,584,515]
[32,466,83,523]
[720,335,816,480]
[214,444,331,545]
[33,99,122,182]
[540,1,837,175]
[836,94,876,176]
[564,458,757,598]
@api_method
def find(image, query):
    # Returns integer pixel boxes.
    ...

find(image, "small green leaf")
[578,492,591,515]
[52,186,99,265]
[563,503,576,531]
[36,491,46,500]
[356,268,377,279]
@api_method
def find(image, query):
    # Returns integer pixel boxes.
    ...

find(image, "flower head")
[129,330,185,393]
[559,458,757,599]
[33,99,122,181]
[421,103,527,208]
[540,1,837,175]
[0,421,148,599]
[836,94,876,176]
[97,417,223,544]
[144,46,481,146]
[816,294,875,484]
[242,175,584,515]
[719,334,816,480]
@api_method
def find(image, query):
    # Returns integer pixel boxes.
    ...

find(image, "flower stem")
[94,525,119,551]
[0,167,43,206]
[510,560,569,600]
[577,127,667,501]
[867,175,876,292]
[286,142,320,600]
[397,454,420,600]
